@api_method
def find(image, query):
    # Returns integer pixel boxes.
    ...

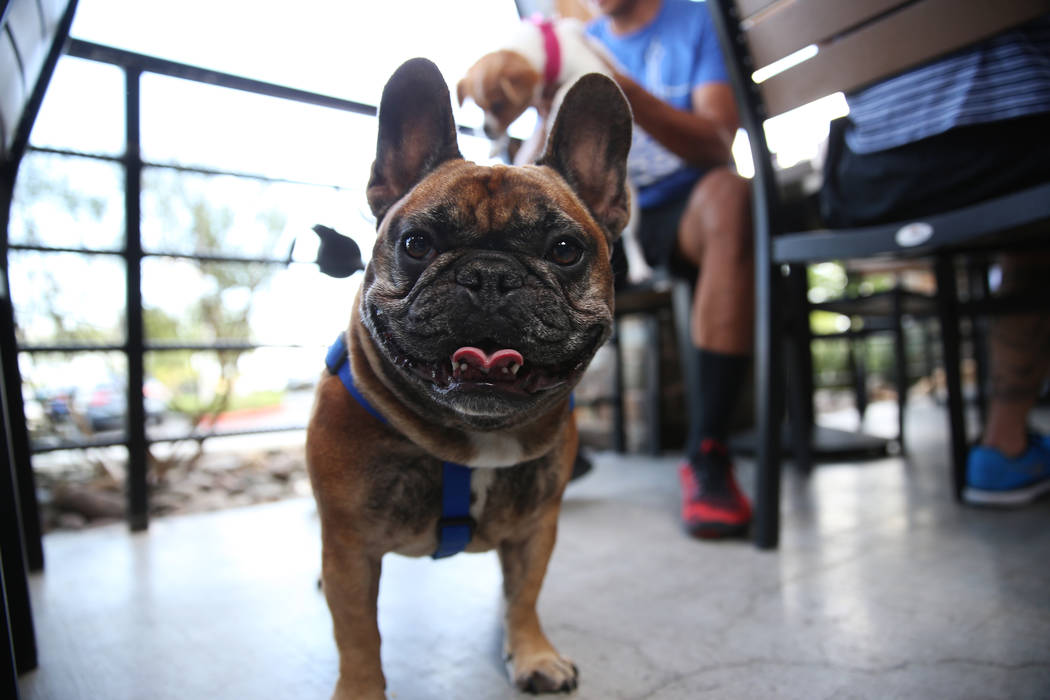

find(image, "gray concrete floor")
[19,396,1050,699]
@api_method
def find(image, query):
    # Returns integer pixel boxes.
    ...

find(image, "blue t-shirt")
[586,0,728,209]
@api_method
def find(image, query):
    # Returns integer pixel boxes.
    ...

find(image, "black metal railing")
[9,39,484,535]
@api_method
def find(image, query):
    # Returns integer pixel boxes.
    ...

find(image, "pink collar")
[532,16,561,85]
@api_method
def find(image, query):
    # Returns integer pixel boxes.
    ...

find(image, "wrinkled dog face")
[363,161,613,425]
[362,59,631,430]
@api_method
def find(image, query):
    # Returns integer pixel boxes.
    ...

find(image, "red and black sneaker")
[678,439,752,539]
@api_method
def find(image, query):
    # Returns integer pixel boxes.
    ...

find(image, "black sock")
[687,349,751,455]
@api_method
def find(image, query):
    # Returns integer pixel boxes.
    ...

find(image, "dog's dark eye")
[402,232,434,261]
[547,237,584,266]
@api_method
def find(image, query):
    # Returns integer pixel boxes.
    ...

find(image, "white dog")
[458,17,653,285]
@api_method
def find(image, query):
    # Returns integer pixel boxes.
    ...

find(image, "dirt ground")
[35,442,311,532]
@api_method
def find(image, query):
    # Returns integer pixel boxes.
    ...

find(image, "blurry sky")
[66,0,524,116]
[33,0,531,181]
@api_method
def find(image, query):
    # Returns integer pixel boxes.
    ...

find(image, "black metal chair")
[608,252,706,458]
[609,278,674,454]
[708,0,1050,549]
[1,0,81,692]
[808,274,939,452]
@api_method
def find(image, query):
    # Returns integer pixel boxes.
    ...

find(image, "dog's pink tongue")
[452,347,524,382]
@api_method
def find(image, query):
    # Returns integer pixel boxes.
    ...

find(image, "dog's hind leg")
[498,506,578,694]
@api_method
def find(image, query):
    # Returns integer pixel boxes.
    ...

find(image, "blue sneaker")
[964,433,1050,506]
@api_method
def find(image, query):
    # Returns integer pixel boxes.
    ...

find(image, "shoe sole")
[685,521,750,539]
[963,478,1050,507]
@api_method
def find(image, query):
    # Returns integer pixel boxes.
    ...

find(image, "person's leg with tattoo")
[965,254,1050,506]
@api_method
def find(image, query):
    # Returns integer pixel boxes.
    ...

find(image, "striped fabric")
[844,15,1050,154]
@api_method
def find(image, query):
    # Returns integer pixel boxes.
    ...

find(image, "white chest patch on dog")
[470,467,497,521]
[467,431,524,468]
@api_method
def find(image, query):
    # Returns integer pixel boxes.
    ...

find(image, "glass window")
[146,345,321,433]
[140,76,382,183]
[9,152,124,250]
[141,168,372,257]
[8,251,126,346]
[20,350,129,445]
[70,0,521,111]
[141,166,375,260]
[143,255,358,350]
[28,56,126,155]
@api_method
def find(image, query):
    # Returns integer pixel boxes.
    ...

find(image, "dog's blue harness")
[325,333,474,559]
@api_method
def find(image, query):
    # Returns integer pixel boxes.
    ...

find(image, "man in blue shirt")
[587,0,754,538]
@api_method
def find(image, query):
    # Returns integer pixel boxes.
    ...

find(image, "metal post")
[848,330,869,421]
[610,323,626,453]
[124,68,149,531]
[753,259,783,549]
[672,277,701,455]
[0,175,44,572]
[893,286,907,450]
[1,562,23,699]
[969,260,991,426]
[0,349,37,675]
[934,256,967,500]
[784,264,814,472]
[644,313,662,456]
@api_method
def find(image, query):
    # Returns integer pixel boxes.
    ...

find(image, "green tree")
[143,171,288,476]
[12,154,289,477]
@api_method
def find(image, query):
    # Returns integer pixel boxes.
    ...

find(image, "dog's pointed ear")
[538,73,633,242]
[367,58,462,223]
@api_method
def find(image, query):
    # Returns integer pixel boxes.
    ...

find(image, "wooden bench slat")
[757,0,1050,117]
[745,0,911,68]
[736,0,777,19]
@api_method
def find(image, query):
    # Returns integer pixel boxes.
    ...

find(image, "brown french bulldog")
[306,57,631,699]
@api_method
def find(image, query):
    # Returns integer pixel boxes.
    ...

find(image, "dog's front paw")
[506,651,578,694]
[332,673,386,700]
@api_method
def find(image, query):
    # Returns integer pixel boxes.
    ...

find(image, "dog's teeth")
[460,363,469,371]
[510,363,521,375]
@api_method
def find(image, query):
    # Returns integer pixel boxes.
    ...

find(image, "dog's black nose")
[455,255,524,306]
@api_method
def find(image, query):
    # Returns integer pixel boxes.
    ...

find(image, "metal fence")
[6,39,482,544]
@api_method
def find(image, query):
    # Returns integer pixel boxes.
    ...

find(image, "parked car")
[85,381,169,432]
